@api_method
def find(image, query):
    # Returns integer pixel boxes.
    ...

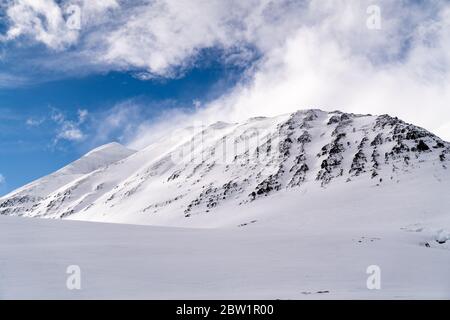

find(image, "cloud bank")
[2,0,450,145]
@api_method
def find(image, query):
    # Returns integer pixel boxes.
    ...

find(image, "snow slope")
[1,109,450,299]
[0,142,136,217]
[1,184,449,299]
[1,109,448,228]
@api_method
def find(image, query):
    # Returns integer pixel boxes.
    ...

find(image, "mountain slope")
[0,142,136,217]
[1,109,449,227]
[2,109,450,300]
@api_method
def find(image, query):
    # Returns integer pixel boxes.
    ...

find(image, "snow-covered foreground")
[1,175,449,300]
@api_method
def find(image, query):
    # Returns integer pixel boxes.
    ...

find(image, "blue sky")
[0,47,248,195]
[0,0,449,196]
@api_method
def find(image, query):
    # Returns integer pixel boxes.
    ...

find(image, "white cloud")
[87,100,185,149]
[215,1,450,141]
[1,0,307,75]
[2,0,450,143]
[0,174,5,186]
[0,72,27,88]
[121,0,450,144]
[4,0,79,50]
[90,101,141,145]
[3,0,118,50]
[77,109,88,124]
[26,117,45,127]
[56,124,85,142]
[50,107,88,143]
[50,108,65,123]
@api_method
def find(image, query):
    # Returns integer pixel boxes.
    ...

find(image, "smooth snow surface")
[1,200,449,299]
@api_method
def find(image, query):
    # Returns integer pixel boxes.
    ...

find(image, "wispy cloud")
[86,100,177,148]
[0,72,27,88]
[116,0,450,144]
[51,107,89,143]
[2,0,113,50]
[1,0,300,77]
[2,0,450,143]
[26,117,45,127]
[56,125,85,142]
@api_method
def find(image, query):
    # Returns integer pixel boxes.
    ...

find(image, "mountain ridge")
[1,109,449,226]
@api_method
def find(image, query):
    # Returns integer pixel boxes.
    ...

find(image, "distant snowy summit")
[1,109,449,225]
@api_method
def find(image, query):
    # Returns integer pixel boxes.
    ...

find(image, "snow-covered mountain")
[0,142,136,218]
[2,109,450,299]
[1,109,449,227]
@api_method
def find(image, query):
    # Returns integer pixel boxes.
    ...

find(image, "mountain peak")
[1,109,449,225]
[84,142,135,157]
[0,141,136,208]
[59,142,136,176]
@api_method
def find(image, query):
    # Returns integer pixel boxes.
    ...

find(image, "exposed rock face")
[1,109,449,221]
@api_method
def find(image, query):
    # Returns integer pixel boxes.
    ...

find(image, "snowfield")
[1,109,450,299]
[1,173,449,299]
